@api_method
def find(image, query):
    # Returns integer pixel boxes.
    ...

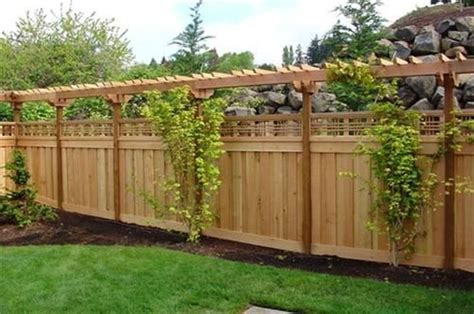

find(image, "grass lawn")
[0,246,473,313]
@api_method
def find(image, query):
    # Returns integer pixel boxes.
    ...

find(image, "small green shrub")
[0,149,56,227]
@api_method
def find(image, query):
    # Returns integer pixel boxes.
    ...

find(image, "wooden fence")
[0,110,472,272]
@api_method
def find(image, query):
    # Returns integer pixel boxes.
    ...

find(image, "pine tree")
[149,58,158,68]
[294,44,305,65]
[170,0,214,74]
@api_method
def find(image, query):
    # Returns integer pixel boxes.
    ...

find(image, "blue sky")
[1,0,429,65]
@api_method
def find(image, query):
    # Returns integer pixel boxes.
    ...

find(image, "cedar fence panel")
[0,111,472,272]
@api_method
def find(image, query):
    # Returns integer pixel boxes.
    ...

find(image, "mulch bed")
[1,210,473,291]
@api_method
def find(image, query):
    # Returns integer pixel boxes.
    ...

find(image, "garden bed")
[1,210,472,291]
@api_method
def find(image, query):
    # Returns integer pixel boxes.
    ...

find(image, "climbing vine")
[143,87,225,242]
[329,61,442,266]
[0,149,56,227]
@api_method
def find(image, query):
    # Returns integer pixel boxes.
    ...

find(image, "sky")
[0,0,430,65]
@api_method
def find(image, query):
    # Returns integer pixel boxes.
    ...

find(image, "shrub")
[0,149,56,227]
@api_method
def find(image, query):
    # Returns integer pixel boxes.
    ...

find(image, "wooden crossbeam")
[3,59,474,103]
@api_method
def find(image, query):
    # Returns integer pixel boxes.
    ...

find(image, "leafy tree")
[282,45,295,66]
[215,51,254,72]
[325,0,385,59]
[170,0,214,74]
[0,4,133,121]
[294,44,305,65]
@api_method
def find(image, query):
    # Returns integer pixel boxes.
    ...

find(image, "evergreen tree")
[149,58,158,68]
[170,0,214,74]
[294,44,305,65]
[282,45,295,66]
[325,0,385,59]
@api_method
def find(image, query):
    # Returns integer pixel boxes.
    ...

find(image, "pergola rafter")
[0,53,470,104]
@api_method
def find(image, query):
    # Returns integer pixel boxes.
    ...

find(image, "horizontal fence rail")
[0,110,473,272]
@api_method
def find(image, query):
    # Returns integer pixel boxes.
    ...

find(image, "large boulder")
[398,85,418,108]
[413,29,441,55]
[405,76,437,100]
[465,101,474,109]
[276,106,295,114]
[393,41,411,60]
[409,98,434,110]
[463,77,474,102]
[445,46,467,58]
[432,86,444,108]
[437,96,460,110]
[418,54,440,63]
[462,38,474,54]
[455,16,474,33]
[436,19,455,34]
[448,31,469,42]
[394,25,419,42]
[256,105,276,115]
[224,106,256,116]
[288,90,303,110]
[312,92,337,112]
[442,37,461,51]
[266,91,287,106]
[377,38,395,56]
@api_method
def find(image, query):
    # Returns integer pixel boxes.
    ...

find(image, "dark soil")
[1,211,473,291]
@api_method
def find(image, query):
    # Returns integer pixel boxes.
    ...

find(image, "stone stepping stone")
[243,305,294,314]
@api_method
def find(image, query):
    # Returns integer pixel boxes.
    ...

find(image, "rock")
[267,91,286,106]
[420,24,436,33]
[432,86,444,107]
[455,16,474,33]
[463,77,474,102]
[418,55,440,63]
[437,96,460,110]
[405,76,436,99]
[256,105,276,115]
[393,41,411,60]
[330,101,349,112]
[394,25,419,42]
[409,98,434,110]
[442,37,461,51]
[311,92,337,112]
[276,106,295,114]
[398,85,418,108]
[271,84,286,92]
[448,31,469,42]
[413,30,441,55]
[377,38,395,56]
[224,106,256,116]
[462,38,474,54]
[458,74,474,85]
[445,46,467,58]
[253,85,273,93]
[454,88,463,101]
[465,101,474,109]
[436,19,455,34]
[288,90,303,110]
[385,28,397,41]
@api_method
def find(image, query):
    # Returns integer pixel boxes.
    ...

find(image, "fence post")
[56,105,64,209]
[301,81,317,254]
[105,94,131,221]
[443,73,456,269]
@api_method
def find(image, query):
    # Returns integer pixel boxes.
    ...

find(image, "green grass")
[0,246,472,313]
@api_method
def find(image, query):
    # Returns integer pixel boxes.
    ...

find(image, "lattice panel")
[221,115,302,137]
[311,113,376,136]
[457,110,474,136]
[0,122,15,137]
[18,122,56,137]
[119,119,158,137]
[61,120,113,137]
[420,112,443,136]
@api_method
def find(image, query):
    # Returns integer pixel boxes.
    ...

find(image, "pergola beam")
[2,57,473,104]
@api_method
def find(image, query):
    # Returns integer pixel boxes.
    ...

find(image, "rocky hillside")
[224,5,474,117]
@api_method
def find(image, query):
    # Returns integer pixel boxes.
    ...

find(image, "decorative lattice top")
[61,120,113,137]
[0,122,15,137]
[221,115,302,137]
[119,119,158,137]
[18,122,56,137]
